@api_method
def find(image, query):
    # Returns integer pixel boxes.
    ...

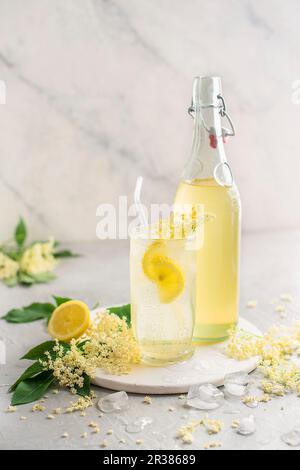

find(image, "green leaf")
[32,272,56,284]
[3,303,55,324]
[17,271,56,285]
[21,340,70,361]
[3,276,18,288]
[107,304,131,325]
[18,272,35,285]
[0,246,22,261]
[9,361,45,392]
[76,374,90,397]
[53,296,72,307]
[54,250,80,258]
[15,218,27,247]
[11,371,55,406]
[31,272,56,283]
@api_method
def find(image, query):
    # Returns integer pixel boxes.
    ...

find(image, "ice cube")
[97,391,129,413]
[224,372,250,398]
[126,417,153,433]
[186,383,224,410]
[281,428,300,447]
[225,371,250,386]
[236,415,256,436]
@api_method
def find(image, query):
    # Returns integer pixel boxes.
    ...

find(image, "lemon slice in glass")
[149,255,185,303]
[48,300,90,342]
[142,240,166,280]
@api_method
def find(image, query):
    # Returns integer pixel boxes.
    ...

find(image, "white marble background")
[0,0,299,241]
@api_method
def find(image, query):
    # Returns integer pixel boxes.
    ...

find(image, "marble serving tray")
[91,308,261,395]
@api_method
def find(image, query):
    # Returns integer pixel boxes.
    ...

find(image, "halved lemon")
[48,300,90,342]
[142,240,166,280]
[150,255,185,303]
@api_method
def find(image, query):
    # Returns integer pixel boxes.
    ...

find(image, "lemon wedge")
[48,300,90,342]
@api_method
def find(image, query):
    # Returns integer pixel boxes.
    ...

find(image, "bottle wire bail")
[188,93,235,138]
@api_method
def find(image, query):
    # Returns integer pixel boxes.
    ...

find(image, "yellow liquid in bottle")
[175,178,241,342]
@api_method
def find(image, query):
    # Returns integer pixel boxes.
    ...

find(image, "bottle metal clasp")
[188,94,235,138]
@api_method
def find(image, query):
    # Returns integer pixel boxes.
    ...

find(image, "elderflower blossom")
[261,382,285,396]
[203,441,222,449]
[0,252,19,280]
[65,396,93,413]
[82,310,140,375]
[242,395,257,406]
[231,420,240,429]
[225,325,300,397]
[182,434,193,444]
[242,394,271,405]
[41,312,140,394]
[143,396,152,404]
[6,405,17,413]
[42,339,95,394]
[225,328,264,361]
[32,403,45,412]
[176,421,201,444]
[19,238,57,275]
[203,418,223,435]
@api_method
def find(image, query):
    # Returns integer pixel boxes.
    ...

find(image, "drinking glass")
[130,223,196,366]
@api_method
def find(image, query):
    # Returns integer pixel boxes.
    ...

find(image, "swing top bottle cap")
[192,76,222,107]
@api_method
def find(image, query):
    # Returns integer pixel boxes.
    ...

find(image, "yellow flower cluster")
[41,311,140,394]
[41,340,95,394]
[225,328,264,361]
[203,441,222,449]
[176,417,223,444]
[20,238,57,275]
[65,396,93,413]
[0,252,19,280]
[242,394,271,404]
[176,421,200,444]
[225,325,300,397]
[203,418,224,435]
[261,382,285,396]
[83,311,140,375]
[32,403,46,412]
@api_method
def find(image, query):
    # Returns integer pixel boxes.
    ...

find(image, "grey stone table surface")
[1,230,300,450]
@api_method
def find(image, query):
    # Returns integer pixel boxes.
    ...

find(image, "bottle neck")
[182,104,228,183]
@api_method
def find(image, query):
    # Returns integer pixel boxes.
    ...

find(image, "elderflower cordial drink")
[175,76,241,342]
[130,221,197,365]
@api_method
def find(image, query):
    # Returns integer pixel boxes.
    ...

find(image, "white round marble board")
[91,307,262,395]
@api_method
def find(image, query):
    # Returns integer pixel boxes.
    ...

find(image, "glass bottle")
[174,76,241,342]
